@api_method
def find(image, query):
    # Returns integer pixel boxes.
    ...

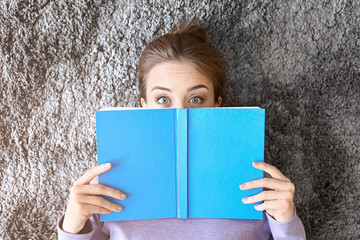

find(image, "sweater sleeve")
[266,208,306,240]
[57,214,109,240]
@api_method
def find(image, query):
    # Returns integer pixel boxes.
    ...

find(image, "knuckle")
[99,197,108,207]
[269,163,278,170]
[97,184,107,192]
[268,165,277,173]
[98,206,108,214]
[285,191,294,200]
[70,185,80,194]
[73,193,81,203]
[101,209,109,214]
[284,176,291,182]
[263,178,271,185]
[269,165,277,173]
[262,191,269,197]
[288,182,295,192]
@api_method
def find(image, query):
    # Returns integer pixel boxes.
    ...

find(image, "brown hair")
[137,23,226,104]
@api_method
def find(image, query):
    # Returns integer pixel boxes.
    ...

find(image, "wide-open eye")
[189,96,204,104]
[156,96,170,104]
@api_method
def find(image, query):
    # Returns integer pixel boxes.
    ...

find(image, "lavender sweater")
[57,210,306,240]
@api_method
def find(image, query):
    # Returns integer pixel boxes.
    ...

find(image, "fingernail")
[105,163,111,168]
[242,197,248,203]
[117,206,123,211]
[240,184,246,189]
[120,193,126,199]
[254,205,260,210]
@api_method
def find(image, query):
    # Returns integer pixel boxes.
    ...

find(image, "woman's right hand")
[62,163,126,234]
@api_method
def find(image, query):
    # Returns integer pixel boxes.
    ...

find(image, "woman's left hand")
[240,161,295,223]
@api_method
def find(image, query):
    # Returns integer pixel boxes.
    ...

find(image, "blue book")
[96,107,265,222]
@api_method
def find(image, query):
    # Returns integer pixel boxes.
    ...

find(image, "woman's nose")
[173,103,186,109]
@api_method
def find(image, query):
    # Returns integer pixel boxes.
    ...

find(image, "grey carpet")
[0,1,359,239]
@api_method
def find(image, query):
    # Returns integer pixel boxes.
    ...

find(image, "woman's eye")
[189,96,204,104]
[156,96,170,104]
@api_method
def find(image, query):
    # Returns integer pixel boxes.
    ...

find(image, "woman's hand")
[62,163,126,234]
[240,161,295,223]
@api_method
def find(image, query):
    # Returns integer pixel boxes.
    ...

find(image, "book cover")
[96,107,265,222]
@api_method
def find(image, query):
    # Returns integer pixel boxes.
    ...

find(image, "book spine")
[176,108,188,218]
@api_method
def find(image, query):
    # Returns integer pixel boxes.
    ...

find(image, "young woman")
[58,23,306,239]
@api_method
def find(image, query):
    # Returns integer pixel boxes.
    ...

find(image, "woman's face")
[141,61,222,109]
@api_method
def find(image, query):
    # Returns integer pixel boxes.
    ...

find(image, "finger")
[240,178,294,192]
[80,203,113,215]
[242,190,293,204]
[72,184,127,200]
[78,195,123,212]
[256,200,295,223]
[253,200,282,211]
[252,161,290,182]
[75,163,112,185]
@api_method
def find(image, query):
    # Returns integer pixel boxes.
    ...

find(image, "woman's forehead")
[146,61,213,91]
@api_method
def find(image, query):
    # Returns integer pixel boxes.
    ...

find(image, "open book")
[96,107,265,222]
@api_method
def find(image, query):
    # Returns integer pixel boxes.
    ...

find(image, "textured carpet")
[0,1,359,239]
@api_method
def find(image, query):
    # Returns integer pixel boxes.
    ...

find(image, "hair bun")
[167,23,208,44]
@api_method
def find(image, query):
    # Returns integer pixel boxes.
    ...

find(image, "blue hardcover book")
[96,107,265,222]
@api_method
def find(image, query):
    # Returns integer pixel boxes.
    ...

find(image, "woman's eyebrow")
[187,84,208,92]
[151,84,209,92]
[152,86,171,92]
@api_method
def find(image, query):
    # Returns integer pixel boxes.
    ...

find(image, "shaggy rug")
[0,0,359,239]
